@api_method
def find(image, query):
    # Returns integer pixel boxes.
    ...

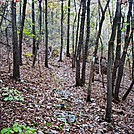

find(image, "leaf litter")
[0,46,134,134]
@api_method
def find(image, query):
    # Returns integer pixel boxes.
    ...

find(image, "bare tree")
[87,0,110,102]
[76,0,86,86]
[59,0,64,62]
[66,0,70,57]
[11,0,20,80]
[105,0,121,122]
[19,0,27,65]
[45,0,48,67]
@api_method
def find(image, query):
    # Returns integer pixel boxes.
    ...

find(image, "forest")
[0,0,133,133]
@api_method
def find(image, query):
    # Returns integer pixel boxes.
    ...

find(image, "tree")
[81,0,90,85]
[72,1,81,68]
[112,0,121,96]
[19,0,27,65]
[66,0,70,57]
[45,0,48,67]
[122,79,134,100]
[38,0,42,49]
[76,0,86,86]
[87,0,110,102]
[32,0,37,67]
[59,0,64,62]
[105,0,121,122]
[72,0,77,68]
[11,0,20,80]
[114,0,133,101]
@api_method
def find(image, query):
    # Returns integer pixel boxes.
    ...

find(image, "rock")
[68,114,76,123]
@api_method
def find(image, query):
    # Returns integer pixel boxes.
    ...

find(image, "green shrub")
[1,123,36,134]
[1,87,24,102]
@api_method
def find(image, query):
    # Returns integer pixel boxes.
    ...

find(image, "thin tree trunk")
[74,3,81,64]
[87,0,110,102]
[105,0,120,122]
[122,79,134,100]
[72,0,77,68]
[81,0,90,85]
[32,0,37,67]
[112,0,121,95]
[11,0,20,80]
[132,6,134,79]
[66,0,70,57]
[59,0,64,62]
[19,0,27,65]
[38,0,42,49]
[45,0,48,67]
[114,0,132,101]
[76,0,86,86]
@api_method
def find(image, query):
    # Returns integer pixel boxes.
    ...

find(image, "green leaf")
[9,130,14,133]
[1,128,11,134]
[46,122,51,127]
[14,96,20,100]
[19,132,24,134]
[121,28,125,32]
[25,130,33,134]
[4,97,10,101]
[58,125,63,130]
[2,93,9,96]
[13,126,21,132]
[19,97,24,101]
[9,89,14,93]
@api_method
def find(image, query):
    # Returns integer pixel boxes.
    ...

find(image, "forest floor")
[0,45,134,134]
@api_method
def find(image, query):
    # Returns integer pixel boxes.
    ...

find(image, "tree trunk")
[38,0,42,49]
[11,0,20,81]
[132,7,134,79]
[66,0,70,57]
[72,0,77,68]
[87,0,110,102]
[32,0,37,67]
[112,0,121,95]
[105,0,120,122]
[114,0,132,101]
[76,0,86,86]
[59,0,64,62]
[45,0,48,67]
[81,0,90,85]
[19,0,27,65]
[74,3,81,67]
[122,79,134,101]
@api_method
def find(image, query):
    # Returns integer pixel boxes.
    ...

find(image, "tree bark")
[45,0,48,67]
[112,0,121,95]
[105,0,120,122]
[114,0,132,101]
[74,3,81,67]
[11,0,20,80]
[72,0,77,68]
[32,0,37,67]
[87,0,110,102]
[81,0,90,85]
[76,0,86,86]
[19,0,27,65]
[122,79,134,100]
[66,0,70,57]
[59,0,64,62]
